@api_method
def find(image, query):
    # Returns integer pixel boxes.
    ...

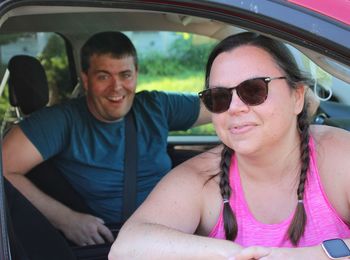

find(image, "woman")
[109,33,350,259]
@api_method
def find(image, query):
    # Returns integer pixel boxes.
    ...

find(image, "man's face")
[81,53,137,122]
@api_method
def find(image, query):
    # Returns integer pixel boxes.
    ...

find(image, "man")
[2,32,210,246]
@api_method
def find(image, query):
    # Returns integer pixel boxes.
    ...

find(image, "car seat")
[7,55,90,213]
[8,55,49,119]
[4,55,77,260]
[1,55,50,135]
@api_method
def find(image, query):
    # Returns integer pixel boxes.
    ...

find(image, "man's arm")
[192,101,212,127]
[2,126,114,246]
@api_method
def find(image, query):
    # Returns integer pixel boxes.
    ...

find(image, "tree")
[38,34,72,104]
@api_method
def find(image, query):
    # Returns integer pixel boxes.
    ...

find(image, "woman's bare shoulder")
[310,125,350,220]
[311,124,350,183]
[311,125,350,153]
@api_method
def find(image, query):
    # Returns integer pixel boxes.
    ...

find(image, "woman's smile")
[228,122,258,135]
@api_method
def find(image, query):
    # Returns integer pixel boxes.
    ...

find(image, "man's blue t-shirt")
[20,90,200,223]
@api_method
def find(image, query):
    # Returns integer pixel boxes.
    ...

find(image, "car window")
[3,31,349,137]
[129,31,217,136]
[288,44,350,104]
[0,32,73,133]
[0,31,216,136]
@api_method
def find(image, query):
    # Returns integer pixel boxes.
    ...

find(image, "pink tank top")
[209,137,350,247]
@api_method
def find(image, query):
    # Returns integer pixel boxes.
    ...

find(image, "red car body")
[288,0,350,25]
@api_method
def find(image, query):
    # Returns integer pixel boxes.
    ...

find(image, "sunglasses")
[198,76,287,113]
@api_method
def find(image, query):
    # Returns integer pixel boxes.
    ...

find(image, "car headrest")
[8,55,49,115]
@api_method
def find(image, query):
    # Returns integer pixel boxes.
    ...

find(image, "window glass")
[0,32,72,132]
[127,31,217,136]
[288,45,350,104]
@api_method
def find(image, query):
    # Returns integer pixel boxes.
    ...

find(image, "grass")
[137,71,205,93]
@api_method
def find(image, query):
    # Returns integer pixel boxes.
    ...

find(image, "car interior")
[0,1,349,259]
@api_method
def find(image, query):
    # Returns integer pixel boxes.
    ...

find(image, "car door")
[0,0,349,259]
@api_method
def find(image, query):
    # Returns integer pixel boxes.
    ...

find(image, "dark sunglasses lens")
[201,88,231,113]
[237,79,268,105]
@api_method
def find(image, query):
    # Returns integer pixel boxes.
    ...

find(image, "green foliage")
[0,86,9,122]
[137,33,217,136]
[0,33,31,45]
[171,123,215,136]
[0,34,35,78]
[139,52,181,76]
[38,34,72,103]
[138,71,205,92]
[138,33,216,77]
[170,33,216,71]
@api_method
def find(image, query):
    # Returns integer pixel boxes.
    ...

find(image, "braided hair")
[205,32,313,246]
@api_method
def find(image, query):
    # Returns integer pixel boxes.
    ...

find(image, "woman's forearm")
[109,222,242,260]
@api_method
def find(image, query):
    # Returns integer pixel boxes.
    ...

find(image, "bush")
[38,34,73,104]
[138,34,216,77]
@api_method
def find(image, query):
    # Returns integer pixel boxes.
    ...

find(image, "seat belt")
[122,109,137,221]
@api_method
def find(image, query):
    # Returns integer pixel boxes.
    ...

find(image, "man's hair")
[80,31,138,73]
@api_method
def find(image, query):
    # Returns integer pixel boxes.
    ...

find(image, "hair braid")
[219,145,237,241]
[287,105,310,246]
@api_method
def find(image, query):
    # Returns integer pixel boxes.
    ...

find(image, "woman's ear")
[294,83,306,115]
[304,86,320,118]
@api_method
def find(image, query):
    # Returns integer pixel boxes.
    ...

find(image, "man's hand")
[60,211,115,246]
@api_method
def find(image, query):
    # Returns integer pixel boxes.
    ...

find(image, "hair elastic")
[223,199,229,204]
[298,199,303,204]
[313,78,332,102]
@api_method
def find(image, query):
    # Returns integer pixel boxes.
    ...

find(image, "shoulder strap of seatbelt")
[122,109,138,221]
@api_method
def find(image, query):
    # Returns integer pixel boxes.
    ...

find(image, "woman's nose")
[227,90,249,114]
